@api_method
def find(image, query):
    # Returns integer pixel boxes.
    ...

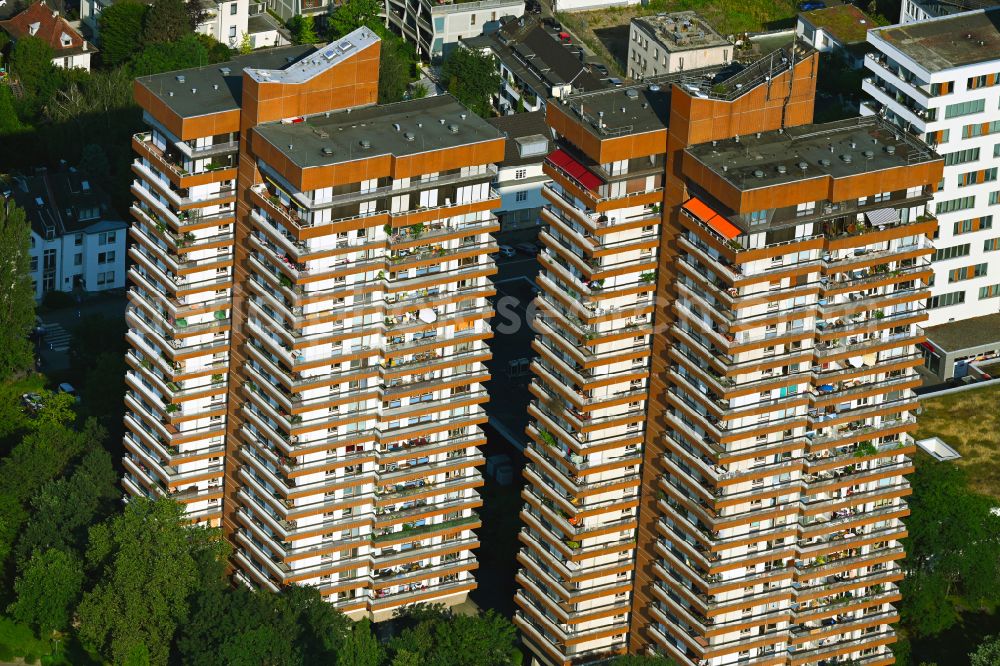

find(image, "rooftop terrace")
[252,95,504,169]
[799,4,877,45]
[633,11,730,53]
[870,8,1000,72]
[685,115,938,190]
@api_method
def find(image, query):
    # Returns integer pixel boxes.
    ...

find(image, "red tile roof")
[0,1,91,55]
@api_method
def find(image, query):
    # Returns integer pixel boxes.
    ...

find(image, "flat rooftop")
[925,312,1000,353]
[486,111,551,166]
[135,45,315,118]
[246,27,379,84]
[870,8,1000,72]
[252,94,504,169]
[799,4,876,45]
[685,116,938,191]
[633,12,730,53]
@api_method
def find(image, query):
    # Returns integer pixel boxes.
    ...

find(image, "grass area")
[914,383,1000,500]
[558,0,797,75]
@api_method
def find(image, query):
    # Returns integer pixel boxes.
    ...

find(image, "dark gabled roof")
[486,111,551,166]
[10,169,123,240]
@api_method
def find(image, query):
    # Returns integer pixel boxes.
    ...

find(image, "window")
[932,243,970,261]
[515,191,527,202]
[945,98,985,118]
[229,25,237,38]
[73,253,83,266]
[958,167,999,187]
[937,196,976,214]
[514,169,526,180]
[795,201,815,217]
[75,234,83,246]
[954,215,992,234]
[980,284,1000,299]
[948,263,988,282]
[962,120,1000,139]
[470,13,476,25]
[985,237,1000,252]
[927,291,965,308]
[747,210,767,225]
[30,256,37,272]
[967,74,999,89]
[230,2,237,13]
[98,251,116,264]
[97,271,115,286]
[98,231,116,245]
[992,191,1000,206]
[943,147,980,166]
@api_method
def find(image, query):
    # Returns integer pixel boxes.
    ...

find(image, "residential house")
[0,1,96,71]
[796,4,877,68]
[486,111,550,232]
[627,12,731,79]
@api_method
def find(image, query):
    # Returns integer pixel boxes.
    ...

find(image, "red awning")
[547,149,603,192]
[682,196,741,241]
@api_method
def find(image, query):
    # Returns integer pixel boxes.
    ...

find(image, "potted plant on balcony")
[640,271,656,284]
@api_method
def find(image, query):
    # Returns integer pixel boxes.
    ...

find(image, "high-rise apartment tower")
[517,41,943,666]
[122,27,504,619]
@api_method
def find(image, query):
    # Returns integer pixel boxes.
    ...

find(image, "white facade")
[551,0,637,13]
[494,159,547,232]
[863,13,1000,325]
[29,222,126,300]
[195,0,249,49]
[386,0,524,60]
[627,13,731,80]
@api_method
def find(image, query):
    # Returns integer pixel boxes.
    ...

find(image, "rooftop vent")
[322,147,334,155]
[819,158,831,167]
[168,91,174,97]
[625,88,639,99]
[863,150,874,159]
[776,164,787,174]
[885,145,896,155]
[404,132,415,141]
[850,141,857,149]
[439,118,446,124]
[191,88,197,94]
[359,139,371,149]
[753,169,764,178]
[213,84,219,90]
[841,154,853,163]
[447,124,459,134]
[460,113,467,120]
[393,123,401,132]
[798,161,808,170]
[649,84,660,92]
[176,75,185,83]
[219,67,231,75]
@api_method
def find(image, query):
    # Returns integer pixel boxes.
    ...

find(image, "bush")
[42,290,76,310]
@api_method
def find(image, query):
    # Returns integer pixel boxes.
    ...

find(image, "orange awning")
[681,197,742,241]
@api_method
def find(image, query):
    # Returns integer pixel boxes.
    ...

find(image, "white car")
[498,245,516,258]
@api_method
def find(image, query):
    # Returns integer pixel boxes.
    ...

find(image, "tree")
[98,0,147,66]
[970,635,1000,666]
[8,548,85,634]
[610,657,678,666]
[15,448,118,564]
[130,33,210,76]
[368,24,417,104]
[77,497,229,666]
[337,618,384,666]
[441,48,501,118]
[388,607,520,666]
[0,200,34,381]
[0,86,26,135]
[327,0,381,39]
[287,14,318,45]
[184,0,209,31]
[238,31,252,55]
[142,0,191,45]
[9,35,57,104]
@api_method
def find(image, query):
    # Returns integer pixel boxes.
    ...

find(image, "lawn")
[914,383,1000,500]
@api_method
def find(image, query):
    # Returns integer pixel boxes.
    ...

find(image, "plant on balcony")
[588,278,604,291]
[164,403,180,414]
[174,318,188,328]
[410,222,425,238]
[214,310,226,321]
[289,414,302,424]
[279,274,293,289]
[537,428,557,448]
[726,239,743,251]
[376,270,385,280]
[650,203,661,214]
[855,441,878,458]
[640,271,656,284]
[211,374,225,384]
[155,221,167,234]
[565,540,580,549]
[873,309,885,319]
[177,232,196,247]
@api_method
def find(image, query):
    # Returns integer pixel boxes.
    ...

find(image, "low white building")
[899,0,994,24]
[8,169,127,300]
[194,0,248,49]
[627,11,731,79]
[385,0,524,60]
[862,7,1000,377]
[0,1,97,71]
[796,4,875,69]
[486,111,550,232]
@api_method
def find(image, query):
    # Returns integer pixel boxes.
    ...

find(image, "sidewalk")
[36,290,127,375]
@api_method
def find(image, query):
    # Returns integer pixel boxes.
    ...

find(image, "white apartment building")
[899,0,995,24]
[385,0,524,60]
[627,12,731,80]
[7,169,127,300]
[485,112,550,232]
[81,0,264,48]
[862,9,1000,377]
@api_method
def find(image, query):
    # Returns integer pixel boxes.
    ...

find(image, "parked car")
[607,77,623,87]
[797,0,826,9]
[58,382,81,402]
[498,245,516,258]
[542,17,561,31]
[590,62,609,77]
[20,393,44,414]
[514,242,539,255]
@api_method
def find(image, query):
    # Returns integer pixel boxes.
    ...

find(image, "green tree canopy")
[388,606,520,666]
[337,617,384,666]
[98,0,148,65]
[970,635,1000,666]
[142,0,191,44]
[0,200,34,381]
[130,33,210,76]
[287,14,318,45]
[9,35,57,103]
[77,496,229,666]
[8,548,85,633]
[327,0,382,39]
[610,656,679,666]
[0,85,27,135]
[440,48,500,118]
[370,24,417,104]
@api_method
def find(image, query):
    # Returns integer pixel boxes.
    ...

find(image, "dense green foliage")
[901,458,1000,638]
[326,0,381,39]
[288,14,319,45]
[8,548,85,634]
[0,202,35,382]
[99,0,148,66]
[142,0,191,44]
[970,635,1000,666]
[441,48,500,118]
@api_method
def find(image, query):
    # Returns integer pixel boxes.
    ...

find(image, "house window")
[944,98,985,118]
[98,251,116,264]
[470,13,476,25]
[230,2,238,13]
[30,256,38,272]
[98,231,116,245]
[514,169,526,179]
[97,271,115,286]
[515,191,527,202]
[75,234,84,246]
[74,253,83,266]
[980,284,1000,299]
[229,25,237,38]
